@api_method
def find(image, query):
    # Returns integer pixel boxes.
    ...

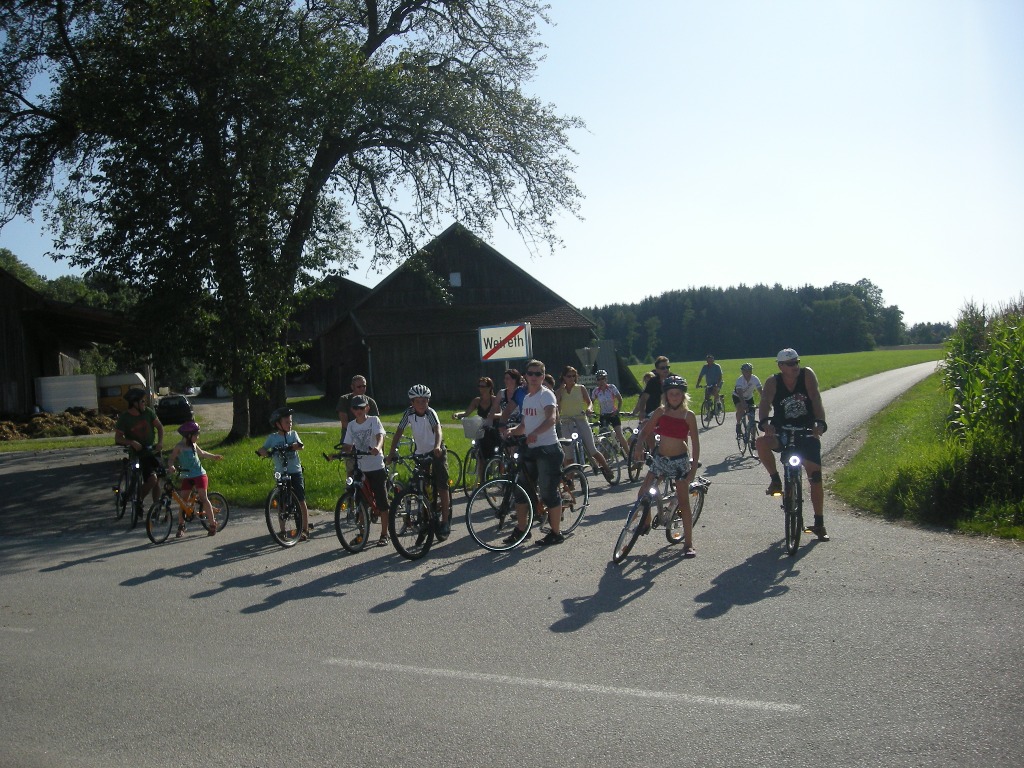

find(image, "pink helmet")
[177,421,200,436]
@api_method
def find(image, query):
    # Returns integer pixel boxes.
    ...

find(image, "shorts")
[284,472,306,502]
[599,413,622,430]
[649,451,691,480]
[731,395,755,409]
[140,452,162,480]
[362,467,389,512]
[416,450,450,491]
[180,475,209,492]
[522,443,565,509]
[776,430,822,466]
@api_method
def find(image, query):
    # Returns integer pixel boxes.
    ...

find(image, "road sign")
[479,323,532,362]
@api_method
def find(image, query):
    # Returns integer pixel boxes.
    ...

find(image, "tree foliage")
[584,279,908,362]
[0,0,582,438]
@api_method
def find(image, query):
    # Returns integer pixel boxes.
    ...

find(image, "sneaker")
[736,426,742,437]
[502,528,531,545]
[535,530,565,547]
[805,524,830,541]
[766,478,782,496]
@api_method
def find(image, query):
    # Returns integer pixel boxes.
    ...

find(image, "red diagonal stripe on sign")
[483,325,526,360]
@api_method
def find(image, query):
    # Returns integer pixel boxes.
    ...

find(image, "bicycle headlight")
[647,486,658,497]
[787,453,802,467]
[345,476,355,488]
[571,432,579,440]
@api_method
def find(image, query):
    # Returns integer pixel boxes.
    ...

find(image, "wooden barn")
[1,267,121,415]
[318,223,597,407]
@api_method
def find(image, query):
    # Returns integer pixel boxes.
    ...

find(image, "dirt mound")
[0,407,117,441]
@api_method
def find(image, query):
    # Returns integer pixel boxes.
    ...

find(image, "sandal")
[299,531,309,542]
[376,536,389,547]
[207,522,217,537]
[682,545,697,559]
[175,524,186,538]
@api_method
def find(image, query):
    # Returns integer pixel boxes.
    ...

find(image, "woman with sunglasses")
[454,377,499,486]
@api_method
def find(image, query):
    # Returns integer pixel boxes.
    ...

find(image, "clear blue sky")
[2,0,1021,327]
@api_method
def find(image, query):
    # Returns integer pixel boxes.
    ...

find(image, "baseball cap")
[350,394,369,409]
[776,348,800,363]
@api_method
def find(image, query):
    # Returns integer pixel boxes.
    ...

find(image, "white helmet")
[407,384,431,399]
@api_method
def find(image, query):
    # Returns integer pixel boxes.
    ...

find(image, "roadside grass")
[830,372,1024,541]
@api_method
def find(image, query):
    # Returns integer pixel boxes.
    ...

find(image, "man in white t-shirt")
[732,363,763,436]
[509,359,566,547]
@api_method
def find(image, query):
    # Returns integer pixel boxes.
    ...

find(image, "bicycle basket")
[461,415,485,439]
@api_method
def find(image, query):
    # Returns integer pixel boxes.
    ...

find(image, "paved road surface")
[1,362,1021,768]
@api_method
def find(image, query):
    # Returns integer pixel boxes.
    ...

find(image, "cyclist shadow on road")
[368,533,534,614]
[550,549,681,634]
[691,543,800,620]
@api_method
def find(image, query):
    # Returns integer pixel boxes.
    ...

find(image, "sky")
[2,0,1022,327]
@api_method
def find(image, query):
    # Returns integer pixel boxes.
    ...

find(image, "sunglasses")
[657,366,670,371]
[564,374,577,379]
[780,360,799,367]
[352,404,368,409]
[525,370,544,377]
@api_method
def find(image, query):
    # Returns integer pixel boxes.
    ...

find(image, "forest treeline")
[583,278,951,362]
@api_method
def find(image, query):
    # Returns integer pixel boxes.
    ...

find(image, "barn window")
[449,272,462,287]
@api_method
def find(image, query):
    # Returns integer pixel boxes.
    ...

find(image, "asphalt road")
[1,361,1021,768]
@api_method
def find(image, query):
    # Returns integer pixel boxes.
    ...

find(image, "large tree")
[0,0,582,437]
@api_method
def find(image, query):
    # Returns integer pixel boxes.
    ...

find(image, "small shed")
[319,223,597,407]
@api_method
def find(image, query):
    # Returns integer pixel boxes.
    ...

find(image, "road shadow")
[691,543,809,619]
[550,547,686,633]
[0,446,127,538]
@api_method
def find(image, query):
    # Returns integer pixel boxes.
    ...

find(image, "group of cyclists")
[115,345,832,552]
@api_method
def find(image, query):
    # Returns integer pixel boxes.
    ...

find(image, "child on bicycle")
[339,394,390,546]
[387,385,451,540]
[168,420,223,537]
[257,407,311,540]
[635,375,700,558]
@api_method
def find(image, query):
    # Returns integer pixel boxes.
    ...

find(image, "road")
[1,361,1021,768]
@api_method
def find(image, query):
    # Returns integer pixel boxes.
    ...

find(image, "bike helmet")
[269,407,295,426]
[177,420,200,435]
[662,375,688,393]
[741,363,753,372]
[125,388,147,404]
[595,369,608,378]
[407,384,431,399]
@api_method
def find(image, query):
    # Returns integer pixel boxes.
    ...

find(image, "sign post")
[479,323,533,362]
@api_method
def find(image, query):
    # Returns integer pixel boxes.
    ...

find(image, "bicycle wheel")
[689,484,705,525]
[613,497,647,564]
[461,448,480,496]
[335,493,371,553]
[114,462,129,519]
[265,487,302,547]
[465,479,533,551]
[784,473,802,556]
[552,464,589,535]
[482,457,508,508]
[597,436,622,486]
[389,490,433,560]
[664,494,685,544]
[626,435,644,482]
[145,498,174,544]
[700,398,713,429]
[203,492,230,532]
[714,398,725,425]
[736,424,746,455]
[445,449,463,492]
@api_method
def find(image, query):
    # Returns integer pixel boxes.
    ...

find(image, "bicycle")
[466,436,590,551]
[459,433,499,496]
[613,464,711,565]
[560,420,617,487]
[625,425,649,483]
[388,451,449,561]
[736,404,758,457]
[261,444,304,548]
[590,419,624,485]
[698,384,725,429]
[113,446,159,529]
[145,468,229,545]
[773,425,819,557]
[324,445,388,553]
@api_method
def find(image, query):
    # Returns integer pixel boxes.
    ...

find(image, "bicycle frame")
[778,425,812,556]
